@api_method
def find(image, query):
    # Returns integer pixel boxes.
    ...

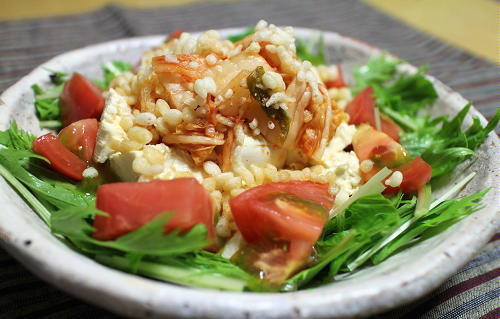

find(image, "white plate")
[0,28,498,318]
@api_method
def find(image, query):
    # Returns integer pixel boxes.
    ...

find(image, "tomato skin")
[60,73,104,127]
[353,124,408,179]
[234,238,313,285]
[380,115,401,142]
[32,133,88,181]
[230,181,332,244]
[346,87,376,125]
[93,178,214,242]
[384,157,432,194]
[352,125,432,193]
[345,87,401,141]
[58,118,98,163]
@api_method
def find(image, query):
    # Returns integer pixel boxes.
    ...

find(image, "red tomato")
[234,238,313,285]
[353,124,410,181]
[324,65,346,89]
[380,115,401,142]
[384,157,432,194]
[60,73,105,127]
[352,125,432,193]
[345,87,401,141]
[32,133,88,181]
[346,87,376,126]
[230,181,332,245]
[58,118,98,163]
[93,178,214,242]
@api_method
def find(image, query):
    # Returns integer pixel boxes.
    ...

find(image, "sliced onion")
[283,81,309,150]
[162,134,225,145]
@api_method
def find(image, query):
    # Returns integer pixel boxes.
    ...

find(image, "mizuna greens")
[31,62,131,129]
[0,31,497,292]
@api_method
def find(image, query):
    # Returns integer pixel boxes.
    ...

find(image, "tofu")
[231,124,286,171]
[321,123,361,202]
[93,89,132,163]
[109,144,203,182]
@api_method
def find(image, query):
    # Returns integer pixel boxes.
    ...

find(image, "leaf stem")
[0,163,51,226]
[96,255,248,291]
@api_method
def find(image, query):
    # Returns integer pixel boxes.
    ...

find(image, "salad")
[0,20,498,292]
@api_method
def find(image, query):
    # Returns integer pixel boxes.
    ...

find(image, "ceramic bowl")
[0,28,498,318]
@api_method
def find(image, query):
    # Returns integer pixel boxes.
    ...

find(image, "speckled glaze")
[0,28,498,318]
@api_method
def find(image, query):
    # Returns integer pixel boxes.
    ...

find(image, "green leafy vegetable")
[0,124,94,210]
[372,189,489,263]
[51,207,249,291]
[353,55,437,120]
[98,253,250,291]
[353,55,400,94]
[296,33,326,66]
[48,70,69,85]
[289,172,486,289]
[0,148,94,210]
[227,27,255,43]
[94,61,132,89]
[31,83,64,127]
[0,121,35,150]
[288,194,402,290]
[0,161,52,226]
[329,167,392,220]
[283,231,355,291]
[51,207,209,257]
[401,105,499,177]
[354,55,498,178]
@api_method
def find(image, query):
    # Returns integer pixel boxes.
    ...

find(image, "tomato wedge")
[345,87,401,141]
[32,133,88,181]
[353,125,432,193]
[353,124,409,181]
[231,181,333,284]
[58,118,98,163]
[60,73,105,127]
[384,157,432,194]
[234,238,312,285]
[93,178,214,242]
[380,115,401,142]
[230,181,332,245]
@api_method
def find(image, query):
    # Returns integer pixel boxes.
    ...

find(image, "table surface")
[0,0,498,318]
[0,0,497,64]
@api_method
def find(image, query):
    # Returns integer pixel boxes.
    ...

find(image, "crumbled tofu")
[385,171,403,187]
[321,123,361,205]
[232,124,283,172]
[94,89,133,163]
[249,118,258,130]
[110,144,203,182]
[360,159,374,173]
[82,167,98,179]
[326,122,357,152]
